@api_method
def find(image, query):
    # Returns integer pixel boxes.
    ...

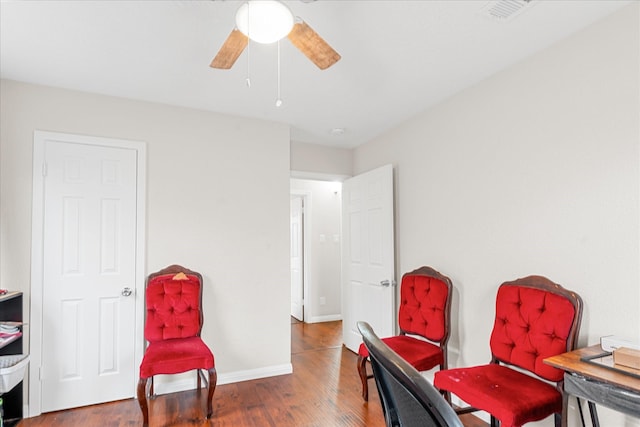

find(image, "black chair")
[357,321,463,427]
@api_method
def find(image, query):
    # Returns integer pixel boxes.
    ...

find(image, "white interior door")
[40,138,138,412]
[290,196,304,321]
[342,164,395,353]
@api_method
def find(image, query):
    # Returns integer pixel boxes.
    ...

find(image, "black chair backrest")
[357,321,463,427]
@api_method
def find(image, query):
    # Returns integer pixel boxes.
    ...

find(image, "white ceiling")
[0,0,632,148]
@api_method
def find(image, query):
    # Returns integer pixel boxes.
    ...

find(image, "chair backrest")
[398,266,453,345]
[357,321,463,427]
[144,265,204,342]
[489,275,583,382]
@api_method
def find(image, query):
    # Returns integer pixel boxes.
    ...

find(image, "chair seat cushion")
[140,336,214,378]
[434,364,561,427]
[358,335,443,372]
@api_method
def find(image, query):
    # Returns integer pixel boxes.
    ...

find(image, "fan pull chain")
[246,41,251,88]
[245,1,251,87]
[276,40,283,107]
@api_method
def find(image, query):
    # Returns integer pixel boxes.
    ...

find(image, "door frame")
[29,130,146,417]
[289,190,311,322]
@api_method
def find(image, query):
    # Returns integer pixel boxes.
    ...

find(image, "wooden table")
[544,344,640,427]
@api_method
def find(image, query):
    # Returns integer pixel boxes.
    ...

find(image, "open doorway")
[290,178,342,324]
[290,194,305,321]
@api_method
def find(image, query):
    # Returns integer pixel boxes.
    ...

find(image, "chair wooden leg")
[206,367,217,419]
[490,415,499,427]
[556,389,569,427]
[357,355,369,401]
[439,389,452,405]
[197,368,202,390]
[137,377,149,427]
[438,363,452,405]
[149,376,155,399]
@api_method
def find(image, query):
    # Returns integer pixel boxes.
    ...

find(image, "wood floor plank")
[18,320,486,426]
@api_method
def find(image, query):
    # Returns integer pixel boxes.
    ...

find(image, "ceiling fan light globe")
[236,1,294,44]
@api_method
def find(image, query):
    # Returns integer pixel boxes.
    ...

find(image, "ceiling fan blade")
[288,21,341,70]
[210,29,249,69]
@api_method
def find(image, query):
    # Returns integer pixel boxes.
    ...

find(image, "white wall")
[290,140,352,178]
[353,4,639,427]
[290,179,342,322]
[0,80,291,395]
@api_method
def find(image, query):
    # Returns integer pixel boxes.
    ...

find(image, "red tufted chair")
[357,266,453,402]
[137,265,217,426]
[434,276,583,427]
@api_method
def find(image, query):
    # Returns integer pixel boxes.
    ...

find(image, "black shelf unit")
[0,291,24,427]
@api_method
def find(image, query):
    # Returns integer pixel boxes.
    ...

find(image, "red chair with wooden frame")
[434,276,583,427]
[357,266,454,402]
[137,265,217,426]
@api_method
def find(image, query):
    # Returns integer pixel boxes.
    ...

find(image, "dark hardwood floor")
[19,320,486,426]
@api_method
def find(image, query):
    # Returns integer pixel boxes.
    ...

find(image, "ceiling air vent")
[480,0,536,21]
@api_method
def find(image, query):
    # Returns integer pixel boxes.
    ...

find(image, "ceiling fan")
[210,0,341,70]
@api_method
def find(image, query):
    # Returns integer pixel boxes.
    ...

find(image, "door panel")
[41,140,137,412]
[342,165,395,352]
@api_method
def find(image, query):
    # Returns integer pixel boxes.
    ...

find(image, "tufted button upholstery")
[397,274,449,342]
[144,273,202,342]
[489,285,575,382]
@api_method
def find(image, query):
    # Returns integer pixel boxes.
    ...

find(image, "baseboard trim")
[305,314,342,323]
[152,363,293,395]
[218,363,293,385]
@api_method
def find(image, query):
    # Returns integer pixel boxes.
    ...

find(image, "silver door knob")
[121,287,133,297]
[380,280,391,287]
